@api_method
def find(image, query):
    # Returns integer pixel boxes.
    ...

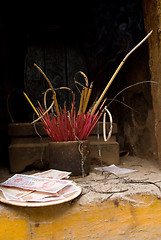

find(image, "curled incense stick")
[74,70,89,103]
[103,106,113,142]
[74,71,89,88]
[31,100,54,124]
[32,87,75,124]
[33,63,60,116]
[43,88,54,112]
[91,30,153,115]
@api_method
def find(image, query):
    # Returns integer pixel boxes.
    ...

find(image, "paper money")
[22,184,79,202]
[0,187,31,199]
[0,183,79,202]
[58,183,80,198]
[0,187,64,202]
[34,169,71,180]
[0,169,79,203]
[20,191,64,202]
[95,164,138,175]
[1,174,71,194]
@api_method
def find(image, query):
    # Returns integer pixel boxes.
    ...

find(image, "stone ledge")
[0,156,161,239]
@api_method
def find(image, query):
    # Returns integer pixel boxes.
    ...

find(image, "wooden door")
[24,35,87,112]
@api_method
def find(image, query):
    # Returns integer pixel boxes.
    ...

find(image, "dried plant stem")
[91,30,153,115]
[106,80,159,109]
[34,63,54,93]
[34,63,60,116]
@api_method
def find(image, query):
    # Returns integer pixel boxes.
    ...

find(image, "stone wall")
[142,0,161,166]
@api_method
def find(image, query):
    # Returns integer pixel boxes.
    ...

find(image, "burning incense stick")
[23,92,39,117]
[91,30,153,115]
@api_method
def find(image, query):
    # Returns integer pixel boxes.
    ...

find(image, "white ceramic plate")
[0,184,81,207]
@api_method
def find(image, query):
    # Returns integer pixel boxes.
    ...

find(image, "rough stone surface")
[1,155,161,206]
[142,0,161,166]
[74,155,161,205]
[89,139,120,166]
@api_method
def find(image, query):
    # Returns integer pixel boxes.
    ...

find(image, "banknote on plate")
[34,169,71,179]
[0,169,79,203]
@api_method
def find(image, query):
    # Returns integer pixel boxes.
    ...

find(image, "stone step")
[9,141,119,172]
[8,121,119,172]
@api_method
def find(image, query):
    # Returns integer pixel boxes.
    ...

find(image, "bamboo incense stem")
[53,94,60,116]
[23,92,39,117]
[83,82,93,113]
[91,30,153,115]
[123,30,153,62]
[91,61,124,115]
[33,63,60,116]
[78,88,85,115]
[83,87,88,106]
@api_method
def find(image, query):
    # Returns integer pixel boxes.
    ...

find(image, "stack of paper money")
[0,170,79,202]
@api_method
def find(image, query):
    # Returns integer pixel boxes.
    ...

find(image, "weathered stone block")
[8,122,119,172]
[9,143,49,172]
[89,140,120,166]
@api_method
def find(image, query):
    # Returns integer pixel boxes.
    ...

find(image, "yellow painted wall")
[0,194,161,239]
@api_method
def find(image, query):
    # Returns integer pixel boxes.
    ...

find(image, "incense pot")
[48,140,90,176]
